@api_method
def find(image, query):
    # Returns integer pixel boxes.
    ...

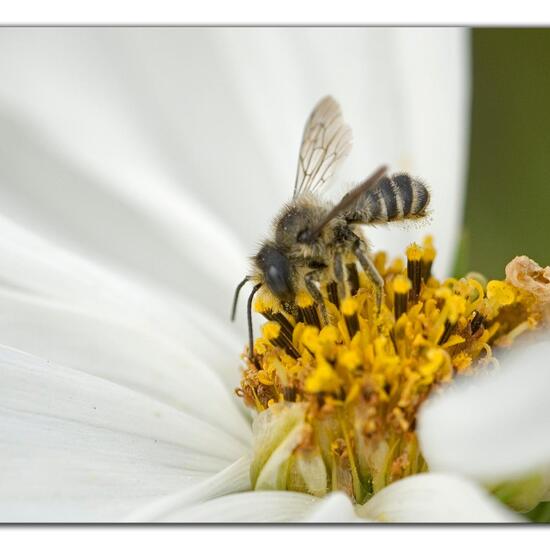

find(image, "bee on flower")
[232,97,550,506]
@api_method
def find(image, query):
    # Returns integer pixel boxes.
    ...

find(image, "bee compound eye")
[266,262,292,299]
[259,247,293,300]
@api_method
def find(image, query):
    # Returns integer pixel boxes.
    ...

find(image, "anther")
[283,386,297,402]
[296,291,321,328]
[470,310,485,334]
[421,238,436,283]
[261,309,295,344]
[262,321,300,359]
[341,298,360,339]
[406,244,423,302]
[326,281,340,309]
[437,319,455,345]
[346,263,360,296]
[393,275,412,320]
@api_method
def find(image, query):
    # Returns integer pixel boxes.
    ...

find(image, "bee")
[232,96,430,357]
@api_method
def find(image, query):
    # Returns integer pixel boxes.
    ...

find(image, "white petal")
[1,345,248,460]
[126,456,252,522]
[0,214,252,433]
[254,424,306,490]
[250,403,308,490]
[418,340,550,484]
[376,28,470,277]
[161,491,319,523]
[304,492,363,523]
[0,346,248,521]
[0,287,250,444]
[358,473,520,523]
[0,214,244,383]
[0,51,247,320]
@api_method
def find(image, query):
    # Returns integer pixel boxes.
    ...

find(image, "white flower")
[418,340,550,512]
[0,27,540,523]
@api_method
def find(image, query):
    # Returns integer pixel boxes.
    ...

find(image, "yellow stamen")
[393,275,412,295]
[393,275,412,320]
[238,236,548,505]
[341,297,358,316]
[296,290,314,308]
[487,280,516,308]
[406,243,423,262]
[262,321,281,340]
[305,357,341,393]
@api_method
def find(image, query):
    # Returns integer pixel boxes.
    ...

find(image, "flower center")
[236,237,547,504]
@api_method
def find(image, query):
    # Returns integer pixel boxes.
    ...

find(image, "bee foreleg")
[353,240,384,310]
[304,270,329,325]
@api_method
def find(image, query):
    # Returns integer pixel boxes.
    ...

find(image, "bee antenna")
[247,283,263,360]
[231,276,250,321]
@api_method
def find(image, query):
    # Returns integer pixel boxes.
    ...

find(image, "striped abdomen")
[346,173,430,224]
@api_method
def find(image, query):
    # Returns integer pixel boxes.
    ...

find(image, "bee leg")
[304,270,329,325]
[353,240,384,310]
[333,251,346,301]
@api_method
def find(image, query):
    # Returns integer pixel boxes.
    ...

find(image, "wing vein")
[293,96,353,198]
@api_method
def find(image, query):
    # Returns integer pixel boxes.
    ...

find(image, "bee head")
[254,243,294,302]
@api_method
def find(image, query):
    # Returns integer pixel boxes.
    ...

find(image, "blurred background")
[461,29,550,279]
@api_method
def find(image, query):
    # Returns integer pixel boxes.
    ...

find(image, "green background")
[460,29,550,279]
[466,30,550,520]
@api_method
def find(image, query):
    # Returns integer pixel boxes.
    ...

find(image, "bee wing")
[293,96,353,198]
[302,165,388,242]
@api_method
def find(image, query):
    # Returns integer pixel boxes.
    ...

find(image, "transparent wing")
[293,96,353,198]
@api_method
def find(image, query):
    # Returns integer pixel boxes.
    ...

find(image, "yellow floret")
[338,349,361,370]
[296,290,314,308]
[393,274,412,294]
[262,321,281,340]
[487,280,516,307]
[406,243,423,262]
[301,325,320,353]
[305,359,341,393]
[238,236,548,505]
[341,297,358,316]
[422,235,436,262]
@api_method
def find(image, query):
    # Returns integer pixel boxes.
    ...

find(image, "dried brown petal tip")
[506,255,550,310]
